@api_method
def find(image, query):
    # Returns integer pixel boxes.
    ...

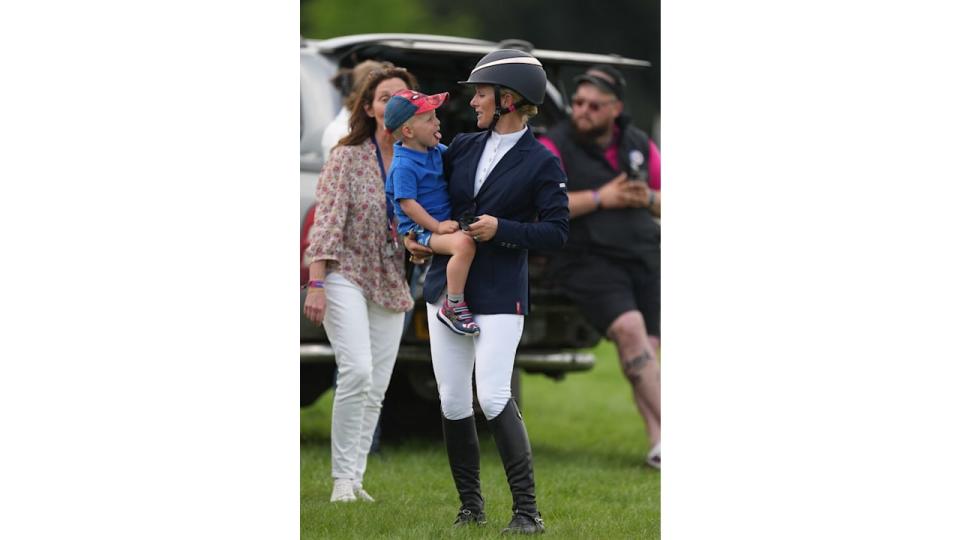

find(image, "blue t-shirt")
[386,142,451,235]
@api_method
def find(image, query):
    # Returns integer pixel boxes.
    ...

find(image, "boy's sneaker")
[330,479,357,502]
[437,299,480,336]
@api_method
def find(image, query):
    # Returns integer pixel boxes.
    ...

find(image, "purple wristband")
[592,190,601,209]
[304,279,325,289]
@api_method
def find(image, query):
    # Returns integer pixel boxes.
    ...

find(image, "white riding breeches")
[427,298,524,421]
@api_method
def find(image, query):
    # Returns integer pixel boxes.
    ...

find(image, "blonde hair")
[502,89,538,120]
[390,117,415,142]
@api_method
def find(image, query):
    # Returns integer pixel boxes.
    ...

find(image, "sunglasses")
[572,97,615,112]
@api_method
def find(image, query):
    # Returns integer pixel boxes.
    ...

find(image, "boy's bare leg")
[427,232,476,296]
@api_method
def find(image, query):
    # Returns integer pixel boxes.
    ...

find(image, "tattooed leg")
[608,311,661,444]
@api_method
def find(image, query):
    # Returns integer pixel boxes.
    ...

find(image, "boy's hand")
[436,220,460,234]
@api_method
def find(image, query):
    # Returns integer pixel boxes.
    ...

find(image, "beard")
[572,118,610,145]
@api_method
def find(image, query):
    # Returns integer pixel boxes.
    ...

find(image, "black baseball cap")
[574,65,626,100]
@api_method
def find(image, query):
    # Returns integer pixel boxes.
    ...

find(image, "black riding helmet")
[459,49,547,130]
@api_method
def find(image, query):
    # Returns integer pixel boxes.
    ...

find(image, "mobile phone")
[458,214,479,231]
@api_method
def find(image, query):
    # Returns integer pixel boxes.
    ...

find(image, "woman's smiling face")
[468,85,495,129]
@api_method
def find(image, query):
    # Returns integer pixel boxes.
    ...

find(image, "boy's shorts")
[409,224,432,248]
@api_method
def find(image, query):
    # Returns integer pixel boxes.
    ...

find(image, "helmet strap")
[490,85,519,131]
[490,85,502,130]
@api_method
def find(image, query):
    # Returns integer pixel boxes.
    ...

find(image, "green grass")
[301,341,660,539]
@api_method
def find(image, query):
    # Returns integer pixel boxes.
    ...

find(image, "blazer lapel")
[448,132,488,205]
[475,129,532,200]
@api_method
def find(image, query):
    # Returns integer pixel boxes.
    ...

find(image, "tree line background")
[301,0,661,141]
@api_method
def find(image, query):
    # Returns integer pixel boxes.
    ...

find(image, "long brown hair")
[338,67,418,148]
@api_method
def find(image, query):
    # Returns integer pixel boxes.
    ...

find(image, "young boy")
[384,89,480,336]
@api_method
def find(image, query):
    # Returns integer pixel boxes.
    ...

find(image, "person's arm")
[618,140,660,218]
[398,199,458,234]
[539,135,644,219]
[647,140,660,190]
[393,166,458,235]
[568,173,646,218]
[568,188,602,218]
[479,158,569,250]
[403,231,434,264]
[303,260,327,325]
[646,140,661,218]
[304,147,350,265]
[639,184,660,218]
[303,146,352,326]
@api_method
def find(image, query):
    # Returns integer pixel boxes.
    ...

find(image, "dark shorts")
[554,253,660,337]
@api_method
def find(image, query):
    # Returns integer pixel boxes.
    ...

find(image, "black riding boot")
[489,399,546,534]
[441,415,486,527]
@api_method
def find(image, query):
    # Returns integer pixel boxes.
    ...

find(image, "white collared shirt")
[474,127,527,196]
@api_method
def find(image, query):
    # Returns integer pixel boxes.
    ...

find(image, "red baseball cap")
[384,89,449,133]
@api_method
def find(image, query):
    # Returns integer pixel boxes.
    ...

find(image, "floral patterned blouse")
[305,140,414,313]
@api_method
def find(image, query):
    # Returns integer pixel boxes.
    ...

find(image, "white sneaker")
[646,441,661,470]
[330,479,357,502]
[353,485,375,502]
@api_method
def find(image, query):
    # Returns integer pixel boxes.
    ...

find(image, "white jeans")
[427,298,524,421]
[323,272,404,482]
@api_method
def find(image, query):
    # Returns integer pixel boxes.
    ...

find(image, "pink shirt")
[539,125,660,190]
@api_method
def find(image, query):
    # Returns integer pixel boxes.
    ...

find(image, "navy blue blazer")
[423,128,569,315]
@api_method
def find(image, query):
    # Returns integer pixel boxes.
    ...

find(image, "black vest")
[547,116,660,269]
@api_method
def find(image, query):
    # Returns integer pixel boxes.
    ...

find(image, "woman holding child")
[404,49,569,535]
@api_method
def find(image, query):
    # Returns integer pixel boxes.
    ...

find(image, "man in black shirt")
[540,65,661,469]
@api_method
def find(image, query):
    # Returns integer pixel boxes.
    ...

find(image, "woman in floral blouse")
[303,66,417,503]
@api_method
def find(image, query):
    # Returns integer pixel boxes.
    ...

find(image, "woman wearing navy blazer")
[405,49,568,535]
